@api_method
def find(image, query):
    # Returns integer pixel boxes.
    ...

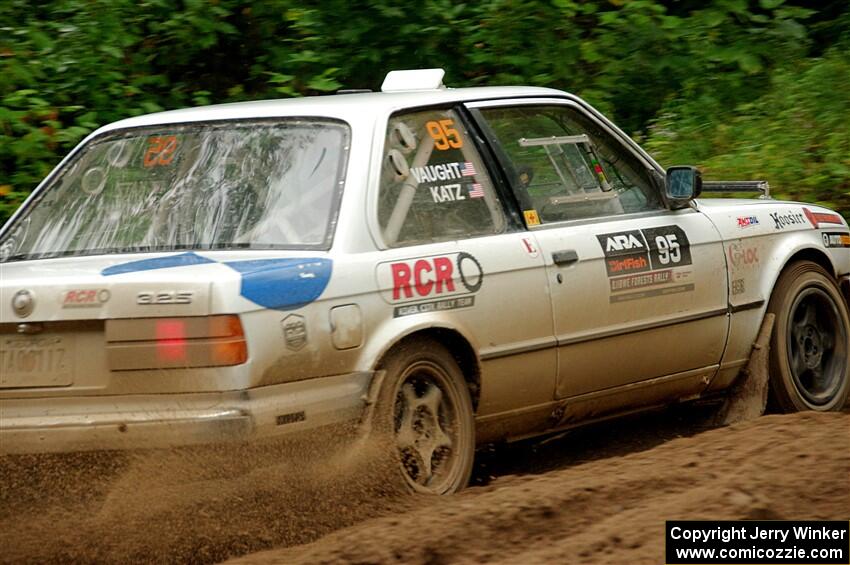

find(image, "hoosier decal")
[770,210,806,230]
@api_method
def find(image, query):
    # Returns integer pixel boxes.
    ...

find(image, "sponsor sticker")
[377,252,483,308]
[731,278,746,295]
[394,296,475,318]
[610,284,694,303]
[822,232,850,248]
[770,210,807,230]
[727,242,759,269]
[597,225,692,276]
[62,288,110,308]
[524,210,541,226]
[736,215,759,228]
[609,270,672,293]
[281,314,307,350]
[598,225,694,302]
[521,237,539,258]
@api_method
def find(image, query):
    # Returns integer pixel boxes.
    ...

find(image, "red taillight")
[155,319,188,362]
[106,315,248,370]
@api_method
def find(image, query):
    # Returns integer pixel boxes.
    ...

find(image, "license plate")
[0,335,74,388]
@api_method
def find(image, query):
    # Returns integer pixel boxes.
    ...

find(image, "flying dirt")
[1,410,848,564]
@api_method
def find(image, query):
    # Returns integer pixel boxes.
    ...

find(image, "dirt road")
[233,411,849,565]
[2,410,848,564]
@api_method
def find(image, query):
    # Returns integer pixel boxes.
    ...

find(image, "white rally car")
[1,69,848,494]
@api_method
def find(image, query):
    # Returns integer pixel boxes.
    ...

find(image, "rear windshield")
[0,119,350,262]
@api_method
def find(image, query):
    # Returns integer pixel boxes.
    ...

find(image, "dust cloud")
[0,426,408,563]
[2,409,848,564]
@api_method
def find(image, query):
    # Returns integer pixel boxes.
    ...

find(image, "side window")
[475,105,663,225]
[378,108,506,247]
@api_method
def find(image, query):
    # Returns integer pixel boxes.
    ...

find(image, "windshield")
[0,119,350,262]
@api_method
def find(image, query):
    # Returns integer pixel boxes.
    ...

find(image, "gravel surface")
[2,410,848,564]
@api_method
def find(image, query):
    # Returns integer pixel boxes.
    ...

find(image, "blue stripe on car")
[102,252,215,276]
[101,253,333,310]
[223,258,332,310]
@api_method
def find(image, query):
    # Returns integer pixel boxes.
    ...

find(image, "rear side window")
[377,108,506,247]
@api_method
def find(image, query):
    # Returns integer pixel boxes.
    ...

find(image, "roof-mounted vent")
[381,69,446,92]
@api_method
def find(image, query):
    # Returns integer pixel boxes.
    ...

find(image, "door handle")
[552,249,579,266]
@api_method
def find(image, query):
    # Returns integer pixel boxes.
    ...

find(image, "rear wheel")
[766,261,850,411]
[375,339,475,495]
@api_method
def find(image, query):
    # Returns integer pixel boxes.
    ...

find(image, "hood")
[694,198,848,239]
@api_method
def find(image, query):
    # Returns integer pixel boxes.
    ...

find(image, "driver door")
[468,99,729,402]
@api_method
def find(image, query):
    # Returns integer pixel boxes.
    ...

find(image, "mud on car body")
[2,69,849,494]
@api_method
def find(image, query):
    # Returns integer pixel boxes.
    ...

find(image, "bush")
[1,1,847,223]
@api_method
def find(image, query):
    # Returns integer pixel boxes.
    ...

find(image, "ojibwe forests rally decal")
[596,225,695,303]
[376,252,483,317]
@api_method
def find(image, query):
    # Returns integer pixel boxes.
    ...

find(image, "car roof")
[95,86,568,134]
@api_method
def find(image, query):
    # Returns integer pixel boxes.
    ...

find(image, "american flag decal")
[468,183,485,198]
[461,162,476,177]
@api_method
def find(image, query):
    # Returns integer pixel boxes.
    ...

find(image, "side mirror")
[665,166,702,205]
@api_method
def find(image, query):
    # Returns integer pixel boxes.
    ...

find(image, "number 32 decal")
[144,136,178,167]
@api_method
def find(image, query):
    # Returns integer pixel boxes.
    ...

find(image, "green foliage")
[645,22,850,219]
[1,1,848,222]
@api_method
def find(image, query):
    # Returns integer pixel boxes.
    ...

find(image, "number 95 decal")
[642,226,692,268]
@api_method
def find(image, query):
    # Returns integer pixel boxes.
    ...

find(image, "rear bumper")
[0,371,373,455]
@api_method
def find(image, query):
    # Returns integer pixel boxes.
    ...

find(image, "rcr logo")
[605,234,644,252]
[384,252,483,303]
[62,288,110,308]
[137,291,194,305]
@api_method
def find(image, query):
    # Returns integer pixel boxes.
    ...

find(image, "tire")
[375,338,475,495]
[766,261,850,412]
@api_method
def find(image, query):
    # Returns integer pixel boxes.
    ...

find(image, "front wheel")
[766,261,850,411]
[375,339,475,495]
